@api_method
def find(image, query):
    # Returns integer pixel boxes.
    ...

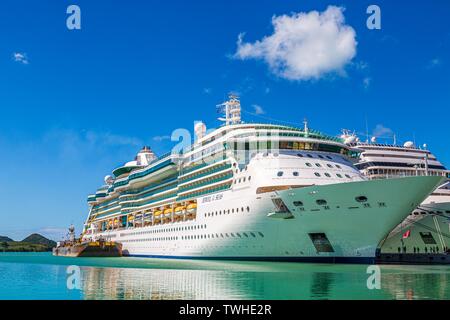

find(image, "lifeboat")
[154,210,163,217]
[186,203,197,214]
[174,206,186,216]
[164,208,173,218]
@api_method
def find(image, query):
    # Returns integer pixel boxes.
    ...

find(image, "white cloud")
[252,104,265,115]
[373,124,393,138]
[153,135,171,142]
[13,52,29,64]
[234,6,357,81]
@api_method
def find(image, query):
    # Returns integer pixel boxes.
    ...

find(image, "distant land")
[0,233,57,252]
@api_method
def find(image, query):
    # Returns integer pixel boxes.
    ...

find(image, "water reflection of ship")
[380,268,450,300]
[76,260,394,300]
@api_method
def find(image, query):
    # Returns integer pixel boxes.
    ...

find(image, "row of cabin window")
[205,207,251,217]
[122,231,265,243]
[294,196,369,207]
[277,171,351,179]
[182,231,264,240]
[234,176,252,184]
[125,224,207,236]
[297,153,334,160]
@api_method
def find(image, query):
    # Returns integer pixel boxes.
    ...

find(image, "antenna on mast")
[217,93,242,126]
[303,118,309,135]
[365,116,369,143]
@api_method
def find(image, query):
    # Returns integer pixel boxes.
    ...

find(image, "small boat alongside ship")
[53,225,122,258]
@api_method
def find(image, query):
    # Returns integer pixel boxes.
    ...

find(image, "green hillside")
[0,233,56,252]
[22,233,57,248]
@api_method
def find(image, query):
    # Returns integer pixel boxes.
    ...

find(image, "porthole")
[246,206,250,212]
[316,199,327,205]
[324,173,331,177]
[277,171,284,177]
[314,172,321,177]
[250,232,256,238]
[307,154,313,158]
[293,171,299,177]
[326,156,332,160]
[336,165,342,169]
[258,232,264,238]
[336,174,343,178]
[306,163,312,167]
[345,174,351,179]
[315,163,322,167]
[293,201,304,207]
[297,153,304,157]
[327,164,333,168]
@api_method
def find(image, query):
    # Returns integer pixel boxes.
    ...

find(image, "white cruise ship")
[341,132,450,256]
[81,96,443,263]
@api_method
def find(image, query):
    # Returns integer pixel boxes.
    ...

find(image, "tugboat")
[53,225,122,258]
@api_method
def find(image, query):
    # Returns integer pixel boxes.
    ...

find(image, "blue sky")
[0,0,449,240]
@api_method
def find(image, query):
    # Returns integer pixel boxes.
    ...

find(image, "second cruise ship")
[341,132,450,259]
[82,95,443,263]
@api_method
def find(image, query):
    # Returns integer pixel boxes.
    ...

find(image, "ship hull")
[95,176,443,263]
[53,243,122,258]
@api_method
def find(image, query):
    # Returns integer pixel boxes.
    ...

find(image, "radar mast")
[217,94,242,125]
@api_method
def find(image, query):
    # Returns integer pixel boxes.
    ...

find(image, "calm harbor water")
[0,253,449,300]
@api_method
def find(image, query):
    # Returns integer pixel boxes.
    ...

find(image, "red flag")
[402,230,411,239]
